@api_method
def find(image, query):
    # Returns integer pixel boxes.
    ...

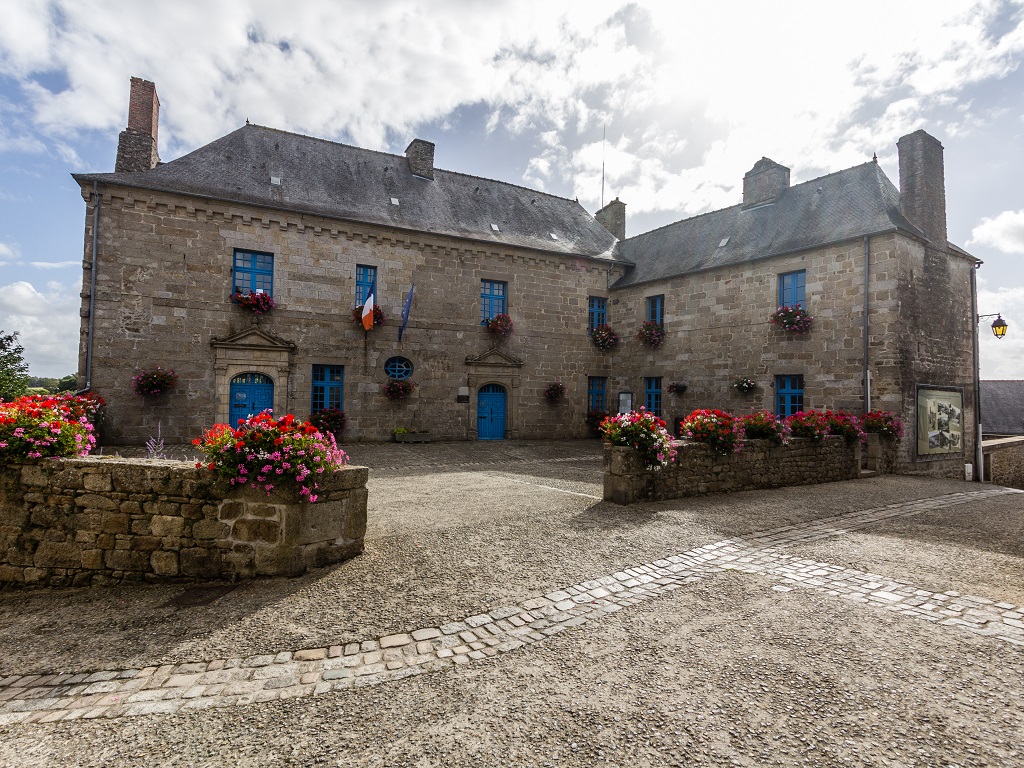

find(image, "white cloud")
[969,209,1024,254]
[0,242,16,260]
[0,279,81,377]
[977,278,1024,379]
[29,260,79,269]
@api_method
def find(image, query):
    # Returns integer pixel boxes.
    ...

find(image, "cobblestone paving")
[1,485,1019,726]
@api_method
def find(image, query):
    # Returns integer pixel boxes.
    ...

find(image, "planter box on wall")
[0,457,368,587]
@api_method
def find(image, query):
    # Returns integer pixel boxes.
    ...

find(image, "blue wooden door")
[230,373,274,423]
[477,384,507,440]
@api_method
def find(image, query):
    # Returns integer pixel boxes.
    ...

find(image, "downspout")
[971,262,983,481]
[79,181,100,393]
[862,236,871,413]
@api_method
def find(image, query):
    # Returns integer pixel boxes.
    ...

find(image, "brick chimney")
[405,138,435,180]
[897,130,947,246]
[114,77,160,173]
[595,197,626,240]
[742,158,790,208]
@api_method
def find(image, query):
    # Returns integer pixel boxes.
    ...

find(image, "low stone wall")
[0,457,368,587]
[983,437,1024,490]
[604,437,860,504]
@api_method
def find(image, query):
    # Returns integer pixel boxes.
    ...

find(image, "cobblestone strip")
[1,487,1019,724]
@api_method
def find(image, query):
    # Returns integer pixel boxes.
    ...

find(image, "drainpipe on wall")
[862,236,871,413]
[77,181,100,395]
[971,262,983,481]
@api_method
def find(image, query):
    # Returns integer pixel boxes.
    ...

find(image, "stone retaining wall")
[983,437,1024,490]
[604,437,860,504]
[0,457,368,587]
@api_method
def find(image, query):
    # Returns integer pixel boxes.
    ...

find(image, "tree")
[56,373,78,393]
[0,330,30,401]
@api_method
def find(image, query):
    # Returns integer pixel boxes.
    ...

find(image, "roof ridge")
[622,202,744,243]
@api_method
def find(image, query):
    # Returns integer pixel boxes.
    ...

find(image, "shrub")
[486,313,514,338]
[0,394,96,460]
[786,410,828,440]
[770,305,813,333]
[308,408,347,440]
[591,324,620,352]
[132,367,177,396]
[823,410,865,444]
[862,411,905,440]
[599,408,677,469]
[192,411,348,503]
[739,410,790,445]
[636,321,665,349]
[680,409,745,454]
[382,378,415,401]
[586,408,607,434]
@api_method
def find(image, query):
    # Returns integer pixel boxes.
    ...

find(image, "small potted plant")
[131,367,177,397]
[591,323,620,352]
[382,378,415,401]
[353,305,387,327]
[636,321,665,349]
[544,382,566,404]
[231,290,276,315]
[732,376,756,394]
[486,313,514,338]
[392,426,431,443]
[770,305,813,333]
[667,382,687,395]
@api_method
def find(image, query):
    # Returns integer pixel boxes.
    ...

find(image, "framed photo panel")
[916,386,965,458]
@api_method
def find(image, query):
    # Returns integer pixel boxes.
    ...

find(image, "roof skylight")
[390,197,399,205]
[490,224,500,232]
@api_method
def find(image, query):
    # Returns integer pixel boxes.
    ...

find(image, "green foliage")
[0,331,29,401]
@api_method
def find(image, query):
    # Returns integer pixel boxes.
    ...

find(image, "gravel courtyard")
[1,439,1023,767]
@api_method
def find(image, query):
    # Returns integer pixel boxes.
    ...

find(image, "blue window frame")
[356,265,377,307]
[775,374,804,417]
[588,296,607,332]
[311,365,344,412]
[646,295,664,325]
[587,376,607,412]
[778,270,806,308]
[384,356,413,380]
[480,280,507,324]
[644,376,662,417]
[233,249,274,296]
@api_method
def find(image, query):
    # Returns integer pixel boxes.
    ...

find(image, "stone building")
[74,78,980,477]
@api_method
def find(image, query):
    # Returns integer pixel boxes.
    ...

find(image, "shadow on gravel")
[568,502,662,531]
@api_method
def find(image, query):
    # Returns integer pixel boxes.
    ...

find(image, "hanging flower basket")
[732,376,756,394]
[667,382,687,396]
[353,305,387,327]
[486,313,514,338]
[636,321,665,349]
[382,378,415,401]
[131,367,177,397]
[230,291,276,315]
[770,305,813,333]
[544,382,566,404]
[591,323,620,352]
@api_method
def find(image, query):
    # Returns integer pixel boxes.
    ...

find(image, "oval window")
[384,356,413,380]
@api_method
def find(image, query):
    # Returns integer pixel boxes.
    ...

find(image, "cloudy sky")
[1,0,1024,378]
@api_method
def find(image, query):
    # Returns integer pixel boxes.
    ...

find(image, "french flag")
[361,280,375,331]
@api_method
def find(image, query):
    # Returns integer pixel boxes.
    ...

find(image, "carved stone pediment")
[465,346,524,368]
[211,324,296,353]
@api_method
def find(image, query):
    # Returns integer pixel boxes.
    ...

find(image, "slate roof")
[980,380,1024,436]
[613,161,927,288]
[74,124,620,261]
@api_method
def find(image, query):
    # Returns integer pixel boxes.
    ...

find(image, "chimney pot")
[114,77,160,173]
[742,158,790,207]
[596,197,626,240]
[897,130,947,246]
[405,138,435,180]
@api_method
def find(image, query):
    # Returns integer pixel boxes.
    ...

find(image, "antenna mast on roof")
[601,123,606,209]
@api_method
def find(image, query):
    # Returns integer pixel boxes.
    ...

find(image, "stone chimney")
[405,138,435,180]
[114,77,160,173]
[742,158,790,208]
[595,197,626,240]
[897,129,947,246]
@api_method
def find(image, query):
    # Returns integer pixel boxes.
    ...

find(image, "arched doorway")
[229,373,274,423]
[477,384,507,440]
